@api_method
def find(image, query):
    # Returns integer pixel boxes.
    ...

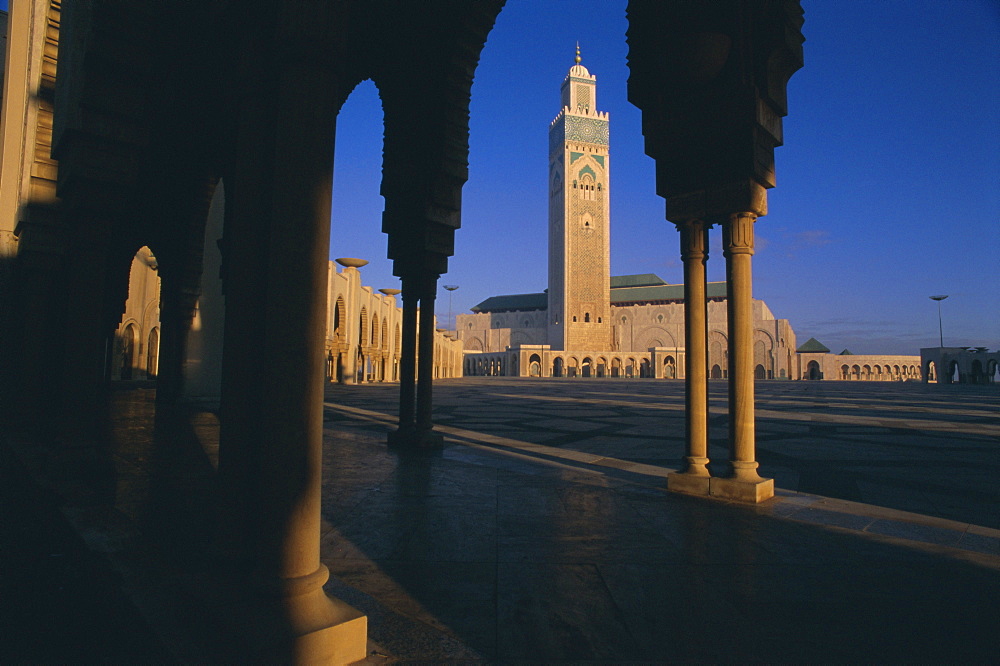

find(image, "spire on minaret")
[575,42,581,65]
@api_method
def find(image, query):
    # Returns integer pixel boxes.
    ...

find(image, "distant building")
[921,347,999,385]
[456,53,796,380]
[796,338,923,381]
[326,258,463,383]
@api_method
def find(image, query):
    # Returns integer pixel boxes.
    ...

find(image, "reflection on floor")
[4,379,998,662]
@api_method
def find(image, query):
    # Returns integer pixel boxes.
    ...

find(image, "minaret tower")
[547,45,612,351]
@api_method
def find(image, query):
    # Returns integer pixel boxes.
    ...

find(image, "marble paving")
[3,379,997,662]
[317,378,1000,662]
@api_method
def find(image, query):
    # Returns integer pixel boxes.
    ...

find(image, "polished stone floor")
[3,378,998,662]
[317,378,999,662]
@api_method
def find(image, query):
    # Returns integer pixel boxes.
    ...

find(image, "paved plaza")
[3,378,998,662]
[317,378,999,662]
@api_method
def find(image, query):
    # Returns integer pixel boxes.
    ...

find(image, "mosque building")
[457,50,799,380]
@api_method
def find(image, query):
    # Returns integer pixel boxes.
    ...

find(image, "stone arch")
[552,356,564,377]
[753,329,774,379]
[119,322,139,380]
[637,326,675,350]
[568,356,580,377]
[611,357,622,377]
[626,357,636,378]
[582,357,593,377]
[146,327,160,378]
[709,330,728,378]
[640,358,651,378]
[468,337,484,352]
[663,355,676,378]
[754,364,766,379]
[862,364,872,380]
[971,359,984,384]
[806,360,821,380]
[840,364,849,380]
[924,359,937,382]
[359,307,368,346]
[851,364,860,380]
[334,296,346,339]
[529,353,541,377]
[596,357,608,377]
[510,331,530,347]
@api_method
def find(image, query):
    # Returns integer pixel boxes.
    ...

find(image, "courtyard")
[316,378,999,661]
[3,378,998,662]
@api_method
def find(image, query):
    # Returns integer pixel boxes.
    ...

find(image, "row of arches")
[839,363,921,381]
[924,358,999,384]
[115,322,160,381]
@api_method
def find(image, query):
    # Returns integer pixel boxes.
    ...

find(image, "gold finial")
[575,42,581,65]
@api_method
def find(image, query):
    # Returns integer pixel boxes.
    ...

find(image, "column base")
[256,595,368,664]
[667,471,711,496]
[709,475,774,503]
[252,567,368,663]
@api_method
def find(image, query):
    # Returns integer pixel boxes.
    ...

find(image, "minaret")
[547,45,611,351]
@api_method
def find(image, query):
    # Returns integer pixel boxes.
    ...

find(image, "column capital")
[674,218,710,261]
[721,212,757,257]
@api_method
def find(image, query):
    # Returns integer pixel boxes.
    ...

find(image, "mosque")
[456,53,923,383]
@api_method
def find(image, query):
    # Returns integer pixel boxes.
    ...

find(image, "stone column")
[712,212,773,502]
[668,219,711,495]
[219,63,365,661]
[415,275,444,446]
[389,277,418,444]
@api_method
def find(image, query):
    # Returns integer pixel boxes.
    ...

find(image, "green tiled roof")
[839,349,854,355]
[611,281,727,304]
[610,274,668,288]
[470,292,547,313]
[471,278,729,313]
[797,337,831,353]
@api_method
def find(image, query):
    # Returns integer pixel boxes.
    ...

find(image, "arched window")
[584,312,591,323]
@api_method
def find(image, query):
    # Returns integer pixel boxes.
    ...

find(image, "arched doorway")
[639,358,651,378]
[611,358,621,377]
[146,327,159,378]
[120,323,137,380]
[971,360,984,384]
[582,357,593,377]
[596,357,607,377]
[754,364,766,379]
[710,364,722,379]
[664,356,675,379]
[807,360,820,380]
[529,353,541,377]
[552,357,564,377]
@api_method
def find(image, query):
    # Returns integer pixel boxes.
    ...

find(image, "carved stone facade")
[326,259,463,384]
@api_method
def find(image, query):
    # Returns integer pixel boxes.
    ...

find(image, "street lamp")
[443,285,459,331]
[929,295,948,347]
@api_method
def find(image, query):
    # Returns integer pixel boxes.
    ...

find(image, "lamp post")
[443,285,459,331]
[930,295,948,347]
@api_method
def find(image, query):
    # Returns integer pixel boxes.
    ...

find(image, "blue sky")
[3,0,995,353]
[330,0,999,355]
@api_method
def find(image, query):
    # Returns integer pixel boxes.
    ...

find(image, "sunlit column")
[392,277,419,439]
[713,212,773,502]
[220,61,366,661]
[668,219,711,494]
[415,275,443,444]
